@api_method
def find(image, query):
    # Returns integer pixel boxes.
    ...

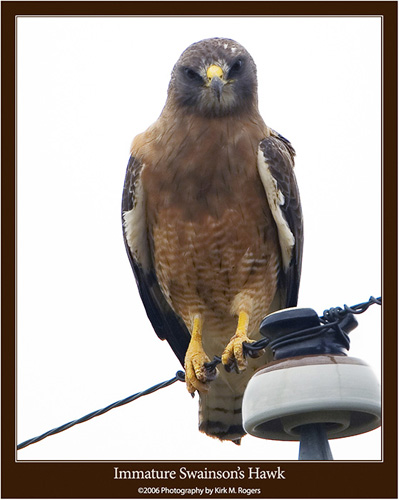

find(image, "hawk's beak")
[206,64,225,102]
[210,77,224,102]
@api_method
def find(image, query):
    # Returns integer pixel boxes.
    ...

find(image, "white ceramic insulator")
[242,355,381,441]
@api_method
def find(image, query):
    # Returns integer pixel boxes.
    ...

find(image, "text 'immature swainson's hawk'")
[122,38,303,444]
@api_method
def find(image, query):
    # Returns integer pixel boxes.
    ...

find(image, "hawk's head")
[168,38,258,118]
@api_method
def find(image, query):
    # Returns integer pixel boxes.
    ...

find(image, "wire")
[17,370,185,451]
[18,295,381,451]
[206,295,382,371]
[321,295,382,323]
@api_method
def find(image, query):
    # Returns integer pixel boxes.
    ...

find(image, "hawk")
[122,38,303,443]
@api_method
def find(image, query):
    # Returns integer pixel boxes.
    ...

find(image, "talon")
[243,343,265,359]
[223,358,240,374]
[204,356,221,378]
[185,351,211,394]
[222,338,248,372]
[204,365,218,380]
[222,310,252,373]
[184,314,216,394]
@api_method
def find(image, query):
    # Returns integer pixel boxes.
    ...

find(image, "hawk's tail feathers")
[198,377,245,444]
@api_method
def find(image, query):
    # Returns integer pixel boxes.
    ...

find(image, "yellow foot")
[184,315,217,395]
[222,311,256,373]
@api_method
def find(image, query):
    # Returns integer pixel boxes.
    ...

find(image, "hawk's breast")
[140,116,280,338]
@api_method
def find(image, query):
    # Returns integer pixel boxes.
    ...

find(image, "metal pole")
[298,423,334,460]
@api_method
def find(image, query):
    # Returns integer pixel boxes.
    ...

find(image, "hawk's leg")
[184,314,216,395]
[222,311,256,373]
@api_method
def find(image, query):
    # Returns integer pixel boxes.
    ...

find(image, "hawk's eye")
[183,67,202,83]
[228,59,243,78]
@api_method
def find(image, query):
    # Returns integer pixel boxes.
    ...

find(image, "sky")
[16,16,382,462]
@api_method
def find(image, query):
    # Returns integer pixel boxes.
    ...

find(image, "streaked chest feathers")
[141,118,279,333]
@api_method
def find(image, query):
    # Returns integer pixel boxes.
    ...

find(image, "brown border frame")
[2,2,397,498]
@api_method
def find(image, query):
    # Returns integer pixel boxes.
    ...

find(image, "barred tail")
[198,376,246,444]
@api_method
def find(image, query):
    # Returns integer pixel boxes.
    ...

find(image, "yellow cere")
[206,64,223,80]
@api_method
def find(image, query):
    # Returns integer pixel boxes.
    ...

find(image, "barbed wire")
[18,295,381,451]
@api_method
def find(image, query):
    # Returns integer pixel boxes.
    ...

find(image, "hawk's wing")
[122,155,191,366]
[258,131,303,308]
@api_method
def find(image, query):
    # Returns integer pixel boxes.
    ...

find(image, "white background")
[17,16,382,461]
